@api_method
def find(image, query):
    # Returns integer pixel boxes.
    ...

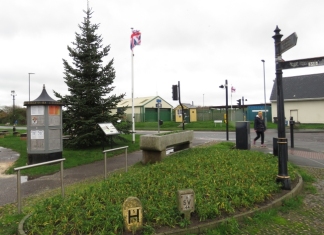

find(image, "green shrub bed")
[25,142,296,234]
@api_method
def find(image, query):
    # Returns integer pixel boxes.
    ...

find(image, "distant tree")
[0,108,8,124]
[15,106,27,125]
[54,8,130,148]
[0,106,26,125]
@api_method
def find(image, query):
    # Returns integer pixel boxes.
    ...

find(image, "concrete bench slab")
[140,130,193,164]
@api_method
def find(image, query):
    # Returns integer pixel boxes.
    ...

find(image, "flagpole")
[130,28,141,143]
[131,50,135,143]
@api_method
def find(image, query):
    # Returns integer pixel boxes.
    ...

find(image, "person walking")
[253,111,266,147]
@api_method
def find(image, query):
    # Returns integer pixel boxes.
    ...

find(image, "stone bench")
[140,130,193,164]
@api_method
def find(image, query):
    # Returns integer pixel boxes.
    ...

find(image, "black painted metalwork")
[272,26,291,190]
[280,56,324,70]
[178,81,185,130]
[172,85,178,101]
[219,80,229,140]
[290,117,295,148]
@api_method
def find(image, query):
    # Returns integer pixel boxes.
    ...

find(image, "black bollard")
[289,117,295,148]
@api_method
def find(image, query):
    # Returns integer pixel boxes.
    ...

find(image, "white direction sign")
[280,32,298,54]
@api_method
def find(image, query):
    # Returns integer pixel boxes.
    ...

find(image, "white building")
[270,73,324,124]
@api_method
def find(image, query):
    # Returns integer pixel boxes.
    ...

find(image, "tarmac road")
[0,128,323,206]
[192,129,324,168]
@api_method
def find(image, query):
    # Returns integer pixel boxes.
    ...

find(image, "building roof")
[174,103,197,109]
[116,96,173,108]
[270,73,324,101]
[34,85,56,102]
[24,84,63,106]
[182,103,197,108]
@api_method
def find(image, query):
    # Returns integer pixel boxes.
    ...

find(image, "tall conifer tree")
[54,8,129,148]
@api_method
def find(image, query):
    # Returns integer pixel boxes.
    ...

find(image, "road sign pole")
[273,26,291,190]
[178,81,185,130]
[156,99,162,133]
[158,105,160,133]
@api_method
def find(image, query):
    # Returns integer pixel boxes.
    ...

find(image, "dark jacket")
[254,115,266,132]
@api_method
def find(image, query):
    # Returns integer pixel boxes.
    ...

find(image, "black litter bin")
[235,121,250,150]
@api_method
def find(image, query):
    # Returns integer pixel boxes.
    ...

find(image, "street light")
[242,97,247,121]
[219,80,229,141]
[29,73,35,101]
[261,60,266,125]
[203,94,204,121]
[11,90,16,132]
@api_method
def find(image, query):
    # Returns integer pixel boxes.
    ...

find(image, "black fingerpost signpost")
[272,26,293,190]
[273,26,324,190]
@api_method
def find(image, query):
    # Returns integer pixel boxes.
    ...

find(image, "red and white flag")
[231,86,236,93]
[130,29,141,50]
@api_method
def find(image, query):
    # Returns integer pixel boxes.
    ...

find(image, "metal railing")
[103,146,128,179]
[14,158,66,214]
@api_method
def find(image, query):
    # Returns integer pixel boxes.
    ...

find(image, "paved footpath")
[0,147,20,206]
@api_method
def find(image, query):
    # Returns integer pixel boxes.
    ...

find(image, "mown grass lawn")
[1,129,140,177]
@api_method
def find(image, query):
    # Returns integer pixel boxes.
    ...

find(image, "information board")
[31,105,44,115]
[98,123,119,135]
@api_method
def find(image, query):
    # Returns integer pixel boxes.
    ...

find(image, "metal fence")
[13,146,129,214]
[196,109,245,122]
[102,146,128,179]
[14,158,66,214]
[123,109,249,123]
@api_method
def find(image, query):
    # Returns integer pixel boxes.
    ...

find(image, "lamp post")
[203,94,204,121]
[28,73,35,101]
[242,97,247,121]
[219,80,229,141]
[11,90,16,132]
[261,60,266,125]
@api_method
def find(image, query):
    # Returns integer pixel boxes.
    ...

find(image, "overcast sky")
[2,0,324,109]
